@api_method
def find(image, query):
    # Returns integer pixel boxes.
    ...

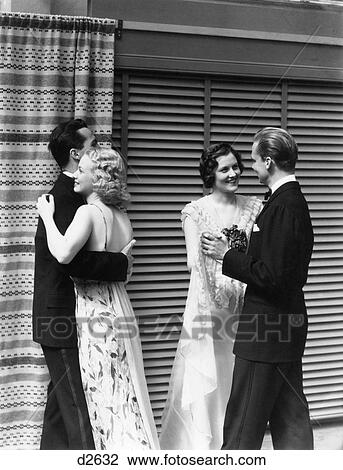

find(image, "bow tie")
[263,189,272,201]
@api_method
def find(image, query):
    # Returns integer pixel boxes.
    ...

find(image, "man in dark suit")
[201,127,314,449]
[32,119,128,449]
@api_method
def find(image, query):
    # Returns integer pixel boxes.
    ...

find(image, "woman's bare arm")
[37,195,93,264]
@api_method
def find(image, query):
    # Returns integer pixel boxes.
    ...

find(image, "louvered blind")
[287,82,343,420]
[113,72,343,427]
[112,73,122,149]
[122,75,205,427]
[210,79,282,197]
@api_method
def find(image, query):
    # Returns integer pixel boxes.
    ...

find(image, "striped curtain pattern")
[0,12,116,448]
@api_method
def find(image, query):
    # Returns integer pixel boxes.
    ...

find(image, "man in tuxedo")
[32,119,128,449]
[201,127,314,449]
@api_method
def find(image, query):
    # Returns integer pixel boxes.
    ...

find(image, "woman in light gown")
[159,143,262,450]
[37,147,159,451]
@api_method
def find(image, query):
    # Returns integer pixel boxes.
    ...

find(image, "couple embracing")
[33,119,159,450]
[33,120,313,451]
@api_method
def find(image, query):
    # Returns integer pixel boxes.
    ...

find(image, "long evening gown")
[73,206,159,450]
[159,194,261,449]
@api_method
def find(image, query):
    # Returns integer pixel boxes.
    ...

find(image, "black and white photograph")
[0,0,342,465]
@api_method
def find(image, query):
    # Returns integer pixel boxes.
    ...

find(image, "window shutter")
[288,81,343,420]
[112,74,122,149]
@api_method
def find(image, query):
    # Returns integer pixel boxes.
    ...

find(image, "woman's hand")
[37,194,55,220]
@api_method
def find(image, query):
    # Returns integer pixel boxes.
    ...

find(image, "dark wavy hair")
[254,127,298,172]
[48,119,88,168]
[199,142,244,188]
[86,147,130,209]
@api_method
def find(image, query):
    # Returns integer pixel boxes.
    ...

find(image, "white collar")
[62,170,75,179]
[270,174,296,194]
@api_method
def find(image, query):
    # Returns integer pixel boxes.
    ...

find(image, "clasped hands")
[201,232,228,261]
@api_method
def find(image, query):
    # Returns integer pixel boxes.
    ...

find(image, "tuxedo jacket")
[32,173,128,348]
[223,181,314,362]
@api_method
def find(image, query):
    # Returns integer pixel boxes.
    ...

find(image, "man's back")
[32,173,83,347]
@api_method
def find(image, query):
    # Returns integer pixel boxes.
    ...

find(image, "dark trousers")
[40,345,95,450]
[222,356,313,450]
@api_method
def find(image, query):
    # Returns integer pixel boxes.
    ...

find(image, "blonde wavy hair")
[86,147,130,208]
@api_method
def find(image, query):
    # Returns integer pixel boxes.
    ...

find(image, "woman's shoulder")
[82,203,114,228]
[75,204,93,218]
[182,195,210,210]
[181,195,209,220]
[82,203,108,221]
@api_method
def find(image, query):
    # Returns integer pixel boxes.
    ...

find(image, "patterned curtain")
[0,12,116,448]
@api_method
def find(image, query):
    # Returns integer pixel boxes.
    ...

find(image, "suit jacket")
[222,181,313,362]
[32,173,128,348]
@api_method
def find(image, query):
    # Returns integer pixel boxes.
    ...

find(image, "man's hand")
[121,239,136,255]
[201,232,228,260]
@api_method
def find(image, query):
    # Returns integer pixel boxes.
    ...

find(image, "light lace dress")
[159,194,262,450]
[73,205,159,450]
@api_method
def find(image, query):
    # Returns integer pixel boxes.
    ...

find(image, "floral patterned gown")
[159,194,262,450]
[73,210,159,450]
